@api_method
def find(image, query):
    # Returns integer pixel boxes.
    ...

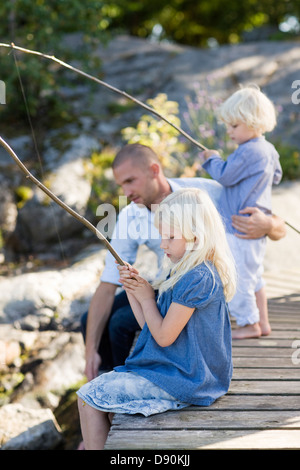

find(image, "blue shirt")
[202,137,282,234]
[115,263,233,406]
[101,177,223,285]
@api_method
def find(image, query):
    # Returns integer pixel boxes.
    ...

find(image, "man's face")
[113,159,159,208]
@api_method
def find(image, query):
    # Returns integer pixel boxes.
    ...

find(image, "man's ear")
[150,163,160,177]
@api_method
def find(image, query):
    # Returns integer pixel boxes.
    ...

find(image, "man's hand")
[84,350,101,382]
[232,207,286,240]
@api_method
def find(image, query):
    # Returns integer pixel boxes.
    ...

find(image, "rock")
[14,158,94,250]
[0,174,17,237]
[0,339,21,367]
[0,403,63,450]
[0,244,106,325]
[0,327,85,409]
[93,35,300,148]
[2,35,300,257]
[0,135,32,173]
[27,331,85,394]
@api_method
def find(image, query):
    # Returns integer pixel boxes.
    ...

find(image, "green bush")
[273,141,300,180]
[122,93,189,176]
[85,148,121,214]
[0,1,111,125]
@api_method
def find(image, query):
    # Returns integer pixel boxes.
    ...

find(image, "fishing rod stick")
[284,220,300,235]
[0,42,208,152]
[2,43,299,236]
[0,136,125,266]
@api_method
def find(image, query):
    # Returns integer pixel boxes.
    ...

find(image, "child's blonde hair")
[218,84,277,134]
[152,188,236,302]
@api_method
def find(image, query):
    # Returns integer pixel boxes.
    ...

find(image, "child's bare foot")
[260,322,271,336]
[232,322,261,339]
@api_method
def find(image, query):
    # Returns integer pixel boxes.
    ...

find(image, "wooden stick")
[2,43,299,237]
[0,42,208,152]
[0,136,125,265]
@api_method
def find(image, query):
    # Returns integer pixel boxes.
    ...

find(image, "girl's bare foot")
[232,322,261,339]
[260,322,271,336]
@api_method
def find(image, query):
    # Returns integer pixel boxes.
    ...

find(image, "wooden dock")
[105,269,300,450]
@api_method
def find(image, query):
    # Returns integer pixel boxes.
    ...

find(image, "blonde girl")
[202,84,282,339]
[77,188,236,450]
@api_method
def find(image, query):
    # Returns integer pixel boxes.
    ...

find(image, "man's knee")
[108,305,138,338]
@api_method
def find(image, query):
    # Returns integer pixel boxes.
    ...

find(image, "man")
[82,143,286,381]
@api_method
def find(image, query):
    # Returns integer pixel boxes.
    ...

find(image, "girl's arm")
[125,291,146,329]
[141,299,195,347]
[117,264,145,329]
[123,275,195,347]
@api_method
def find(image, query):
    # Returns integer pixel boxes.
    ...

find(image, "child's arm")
[123,275,195,347]
[117,264,146,329]
[203,149,221,160]
[202,148,249,186]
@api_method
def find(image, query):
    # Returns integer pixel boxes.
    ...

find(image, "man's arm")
[231,207,287,240]
[84,281,117,381]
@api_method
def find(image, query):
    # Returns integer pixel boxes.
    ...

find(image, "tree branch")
[0,42,207,151]
[0,136,125,265]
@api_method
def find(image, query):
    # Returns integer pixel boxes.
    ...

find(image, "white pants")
[227,234,266,327]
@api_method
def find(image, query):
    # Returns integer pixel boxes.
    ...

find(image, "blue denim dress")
[77,370,188,416]
[77,263,232,415]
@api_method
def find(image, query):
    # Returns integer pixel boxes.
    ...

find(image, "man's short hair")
[112,143,160,169]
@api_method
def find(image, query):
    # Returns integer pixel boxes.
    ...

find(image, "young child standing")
[202,84,282,339]
[77,188,236,450]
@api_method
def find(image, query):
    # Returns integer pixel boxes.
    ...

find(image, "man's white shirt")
[100,178,223,285]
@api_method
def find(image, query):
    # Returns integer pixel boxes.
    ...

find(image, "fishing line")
[12,48,67,262]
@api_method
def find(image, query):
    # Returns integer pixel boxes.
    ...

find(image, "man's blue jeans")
[80,289,140,372]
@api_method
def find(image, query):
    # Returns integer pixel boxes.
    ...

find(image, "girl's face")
[159,224,187,263]
[227,122,261,145]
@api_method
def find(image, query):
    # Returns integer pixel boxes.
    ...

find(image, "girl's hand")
[116,261,139,282]
[121,275,155,304]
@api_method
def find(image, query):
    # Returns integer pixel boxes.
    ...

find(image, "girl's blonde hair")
[152,188,236,302]
[218,84,277,134]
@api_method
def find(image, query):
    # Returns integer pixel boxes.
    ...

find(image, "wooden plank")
[267,307,300,314]
[228,380,300,394]
[267,304,300,312]
[232,347,295,356]
[236,330,298,339]
[232,367,300,379]
[233,356,299,367]
[232,338,297,347]
[233,356,300,367]
[201,394,300,410]
[105,429,300,450]
[112,409,300,430]
[105,281,300,450]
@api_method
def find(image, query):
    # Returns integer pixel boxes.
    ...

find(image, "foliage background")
[0,1,299,186]
[0,0,299,122]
